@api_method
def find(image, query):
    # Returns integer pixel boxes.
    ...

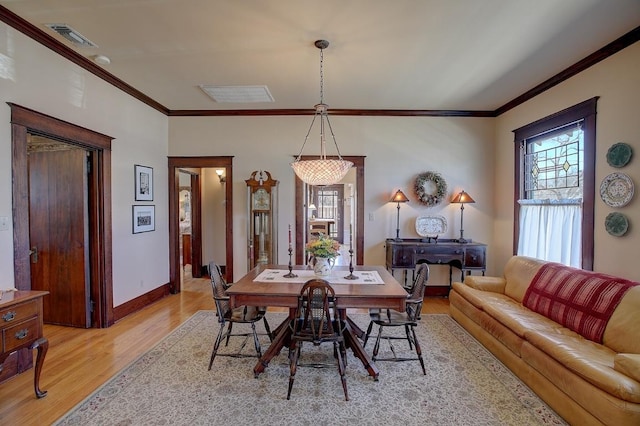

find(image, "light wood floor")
[0,273,450,425]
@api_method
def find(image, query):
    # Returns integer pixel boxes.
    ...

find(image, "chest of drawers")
[385,239,486,290]
[0,290,49,398]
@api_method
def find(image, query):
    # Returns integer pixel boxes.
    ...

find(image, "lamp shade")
[451,190,475,204]
[390,189,410,203]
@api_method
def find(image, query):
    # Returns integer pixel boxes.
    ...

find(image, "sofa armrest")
[614,353,640,383]
[462,276,506,294]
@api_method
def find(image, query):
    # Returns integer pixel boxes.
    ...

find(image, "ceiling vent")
[199,85,274,103]
[45,24,98,47]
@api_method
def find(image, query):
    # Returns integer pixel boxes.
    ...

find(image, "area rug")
[54,312,566,425]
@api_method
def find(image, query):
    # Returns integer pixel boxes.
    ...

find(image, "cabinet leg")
[30,337,48,398]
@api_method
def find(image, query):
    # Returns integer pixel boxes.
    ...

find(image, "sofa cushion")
[451,282,512,311]
[503,255,546,303]
[603,286,640,354]
[615,354,640,384]
[523,262,638,343]
[525,328,640,403]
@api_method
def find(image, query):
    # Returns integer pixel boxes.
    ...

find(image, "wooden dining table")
[226,264,408,380]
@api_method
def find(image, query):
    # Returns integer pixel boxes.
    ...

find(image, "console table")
[385,238,486,290]
[0,290,49,398]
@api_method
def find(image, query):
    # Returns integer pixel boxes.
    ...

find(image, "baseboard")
[425,285,450,297]
[113,283,171,322]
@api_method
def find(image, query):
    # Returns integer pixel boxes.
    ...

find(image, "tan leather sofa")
[449,255,640,426]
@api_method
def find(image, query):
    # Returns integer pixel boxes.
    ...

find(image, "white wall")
[201,168,227,267]
[494,42,640,281]
[168,115,496,284]
[0,23,170,305]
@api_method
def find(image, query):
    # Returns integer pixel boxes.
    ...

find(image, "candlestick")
[283,246,297,278]
[344,227,357,280]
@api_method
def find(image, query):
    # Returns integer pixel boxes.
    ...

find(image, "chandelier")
[291,40,353,186]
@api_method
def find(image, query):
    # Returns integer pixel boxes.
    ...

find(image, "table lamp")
[451,190,475,243]
[390,189,410,240]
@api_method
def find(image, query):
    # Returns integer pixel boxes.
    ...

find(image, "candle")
[349,224,353,250]
[288,224,292,250]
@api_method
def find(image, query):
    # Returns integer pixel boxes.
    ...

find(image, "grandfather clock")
[246,170,278,270]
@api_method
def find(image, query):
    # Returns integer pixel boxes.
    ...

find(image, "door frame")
[295,156,365,265]
[168,156,233,292]
[9,103,114,328]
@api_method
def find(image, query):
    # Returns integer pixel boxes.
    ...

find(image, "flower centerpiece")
[305,233,341,258]
[305,233,341,277]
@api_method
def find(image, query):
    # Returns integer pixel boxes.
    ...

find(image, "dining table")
[226,264,409,380]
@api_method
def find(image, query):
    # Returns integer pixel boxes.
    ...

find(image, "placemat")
[254,269,384,284]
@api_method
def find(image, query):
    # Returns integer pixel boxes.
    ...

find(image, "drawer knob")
[15,329,29,340]
[2,311,16,322]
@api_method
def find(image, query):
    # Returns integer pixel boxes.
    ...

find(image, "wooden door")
[28,144,91,328]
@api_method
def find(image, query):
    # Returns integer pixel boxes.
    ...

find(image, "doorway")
[295,156,365,266]
[10,103,114,328]
[28,136,91,327]
[168,157,233,292]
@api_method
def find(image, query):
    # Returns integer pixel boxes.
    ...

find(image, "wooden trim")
[0,6,169,115]
[496,26,639,116]
[168,157,234,292]
[189,174,203,278]
[168,109,495,117]
[512,98,597,270]
[2,6,637,119]
[295,156,365,266]
[8,103,115,327]
[112,283,171,322]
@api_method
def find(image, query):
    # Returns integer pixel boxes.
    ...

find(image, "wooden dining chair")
[362,262,429,375]
[207,261,272,370]
[287,279,349,401]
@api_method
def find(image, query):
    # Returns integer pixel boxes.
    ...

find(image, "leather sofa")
[449,255,640,426]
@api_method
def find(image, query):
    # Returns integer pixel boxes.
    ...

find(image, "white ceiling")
[2,0,639,112]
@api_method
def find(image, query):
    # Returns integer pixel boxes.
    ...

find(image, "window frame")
[513,97,598,270]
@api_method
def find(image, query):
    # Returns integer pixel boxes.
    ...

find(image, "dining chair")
[362,262,429,375]
[208,261,272,370]
[287,279,349,401]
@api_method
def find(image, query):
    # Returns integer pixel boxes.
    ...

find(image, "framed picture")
[132,205,155,233]
[134,165,153,201]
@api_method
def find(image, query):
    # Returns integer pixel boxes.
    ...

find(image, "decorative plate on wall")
[415,215,448,237]
[606,142,633,168]
[600,172,634,207]
[605,212,629,237]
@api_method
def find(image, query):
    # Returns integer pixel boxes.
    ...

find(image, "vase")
[313,256,334,277]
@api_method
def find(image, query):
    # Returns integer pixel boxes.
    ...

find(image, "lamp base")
[457,238,470,244]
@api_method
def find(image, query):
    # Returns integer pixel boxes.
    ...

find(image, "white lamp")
[291,40,353,186]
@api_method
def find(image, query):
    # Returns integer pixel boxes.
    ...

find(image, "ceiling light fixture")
[291,40,353,186]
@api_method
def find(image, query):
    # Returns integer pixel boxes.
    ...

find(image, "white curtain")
[517,200,582,267]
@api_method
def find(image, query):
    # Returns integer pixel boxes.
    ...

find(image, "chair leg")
[363,321,374,347]
[405,324,413,350]
[225,322,233,346]
[250,322,262,358]
[372,325,384,361]
[411,326,426,375]
[208,323,227,370]
[334,341,349,401]
[287,342,301,400]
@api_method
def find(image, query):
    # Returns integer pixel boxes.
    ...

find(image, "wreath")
[414,171,448,207]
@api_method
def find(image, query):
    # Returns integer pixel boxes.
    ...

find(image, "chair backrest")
[209,261,230,322]
[294,279,339,344]
[406,263,429,320]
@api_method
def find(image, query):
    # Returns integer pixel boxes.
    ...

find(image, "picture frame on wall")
[132,205,155,233]
[134,164,153,201]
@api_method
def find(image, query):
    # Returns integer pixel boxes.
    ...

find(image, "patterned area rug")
[54,312,566,425]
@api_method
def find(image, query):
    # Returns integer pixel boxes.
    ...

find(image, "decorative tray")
[600,172,634,207]
[415,215,447,237]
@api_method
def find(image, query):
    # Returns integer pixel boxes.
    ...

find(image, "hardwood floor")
[0,273,450,425]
